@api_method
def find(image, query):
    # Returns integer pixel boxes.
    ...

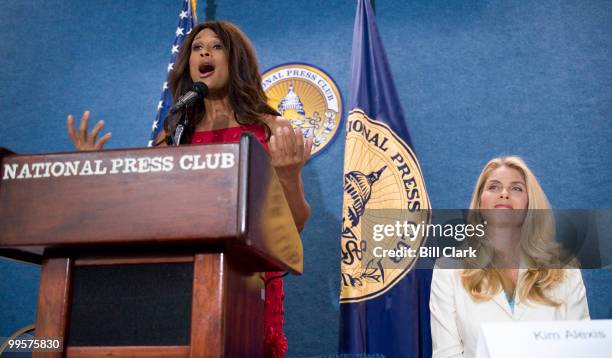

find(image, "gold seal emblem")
[262,63,343,157]
[340,109,431,303]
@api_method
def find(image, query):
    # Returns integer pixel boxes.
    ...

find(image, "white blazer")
[429,264,590,358]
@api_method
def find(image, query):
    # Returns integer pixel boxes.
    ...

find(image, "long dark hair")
[159,21,277,145]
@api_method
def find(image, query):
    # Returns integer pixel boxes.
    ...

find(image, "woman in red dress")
[67,20,312,358]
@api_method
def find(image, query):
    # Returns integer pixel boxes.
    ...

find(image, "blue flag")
[149,0,197,146]
[340,1,432,357]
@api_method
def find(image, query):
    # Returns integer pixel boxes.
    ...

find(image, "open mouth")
[494,204,513,209]
[198,63,215,77]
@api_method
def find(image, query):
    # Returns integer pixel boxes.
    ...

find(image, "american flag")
[148,0,197,146]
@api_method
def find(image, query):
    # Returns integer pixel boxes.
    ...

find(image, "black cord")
[263,271,289,286]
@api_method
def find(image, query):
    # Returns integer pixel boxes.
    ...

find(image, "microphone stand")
[172,111,189,146]
[166,109,190,146]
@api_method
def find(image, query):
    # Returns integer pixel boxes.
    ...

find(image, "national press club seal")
[262,63,343,158]
[340,109,431,303]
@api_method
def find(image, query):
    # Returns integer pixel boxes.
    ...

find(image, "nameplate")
[1,149,236,181]
[476,320,612,358]
[0,144,243,248]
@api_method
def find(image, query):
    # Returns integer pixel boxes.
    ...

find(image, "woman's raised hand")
[66,110,112,151]
[269,124,314,182]
[268,119,313,230]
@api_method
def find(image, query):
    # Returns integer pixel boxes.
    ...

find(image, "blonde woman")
[429,156,589,358]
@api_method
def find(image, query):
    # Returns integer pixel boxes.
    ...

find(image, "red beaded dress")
[190,123,288,358]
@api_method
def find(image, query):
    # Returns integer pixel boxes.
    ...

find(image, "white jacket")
[429,265,590,358]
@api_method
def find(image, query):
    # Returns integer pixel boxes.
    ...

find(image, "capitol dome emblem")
[262,63,343,158]
[340,109,430,303]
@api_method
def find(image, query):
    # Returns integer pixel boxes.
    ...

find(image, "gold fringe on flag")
[191,0,197,22]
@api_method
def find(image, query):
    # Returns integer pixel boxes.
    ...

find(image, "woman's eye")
[212,44,223,50]
[512,186,523,192]
[192,44,203,51]
[488,184,499,191]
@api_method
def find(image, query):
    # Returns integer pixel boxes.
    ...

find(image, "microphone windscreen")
[192,82,208,97]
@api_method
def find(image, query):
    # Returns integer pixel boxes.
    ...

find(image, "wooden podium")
[0,135,303,358]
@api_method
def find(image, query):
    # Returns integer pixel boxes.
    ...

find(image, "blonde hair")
[461,156,566,306]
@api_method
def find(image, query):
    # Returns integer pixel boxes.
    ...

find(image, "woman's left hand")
[267,120,313,231]
[269,125,313,182]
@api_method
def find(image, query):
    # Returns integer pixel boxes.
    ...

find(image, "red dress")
[191,123,288,358]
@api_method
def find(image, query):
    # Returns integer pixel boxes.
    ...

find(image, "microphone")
[169,82,207,146]
[169,82,208,114]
